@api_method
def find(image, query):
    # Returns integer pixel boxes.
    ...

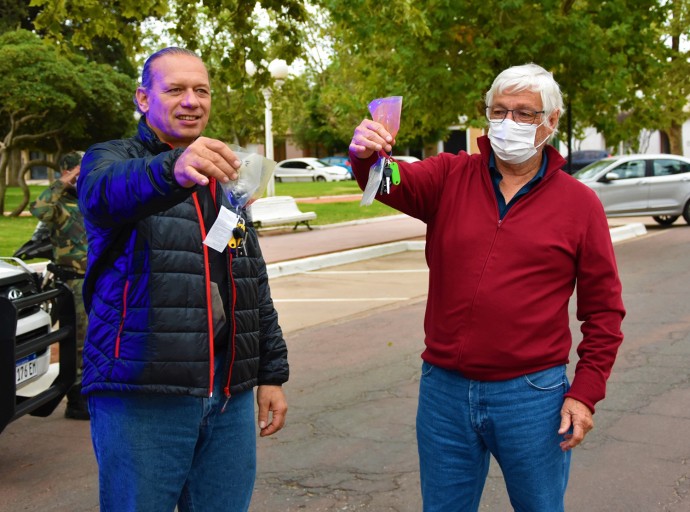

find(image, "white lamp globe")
[268,59,289,80]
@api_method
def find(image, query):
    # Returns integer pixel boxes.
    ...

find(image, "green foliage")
[0,29,136,153]
[288,0,687,154]
[31,0,170,59]
[8,0,690,162]
[30,0,311,146]
[0,0,40,33]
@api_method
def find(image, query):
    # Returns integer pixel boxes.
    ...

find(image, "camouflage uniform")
[30,180,88,378]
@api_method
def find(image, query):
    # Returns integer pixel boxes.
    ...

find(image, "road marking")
[309,269,428,274]
[274,298,411,302]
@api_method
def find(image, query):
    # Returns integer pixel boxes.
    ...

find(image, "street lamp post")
[246,59,289,197]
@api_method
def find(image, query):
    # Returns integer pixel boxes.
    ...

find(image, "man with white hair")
[348,63,625,511]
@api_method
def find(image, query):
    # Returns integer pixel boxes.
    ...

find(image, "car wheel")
[275,176,282,183]
[652,215,679,226]
[316,176,327,182]
[683,200,690,225]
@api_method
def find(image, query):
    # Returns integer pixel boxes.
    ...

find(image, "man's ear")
[135,87,149,114]
[548,109,561,130]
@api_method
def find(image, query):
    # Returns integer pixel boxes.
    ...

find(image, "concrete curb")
[266,240,425,279]
[266,223,648,278]
[609,222,647,243]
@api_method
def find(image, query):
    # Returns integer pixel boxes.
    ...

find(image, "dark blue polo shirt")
[489,152,548,219]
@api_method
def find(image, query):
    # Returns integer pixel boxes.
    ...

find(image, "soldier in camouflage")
[30,152,89,420]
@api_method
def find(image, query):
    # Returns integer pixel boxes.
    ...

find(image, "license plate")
[16,354,38,385]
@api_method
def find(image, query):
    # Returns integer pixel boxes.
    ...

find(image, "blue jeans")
[88,369,256,512]
[416,362,571,512]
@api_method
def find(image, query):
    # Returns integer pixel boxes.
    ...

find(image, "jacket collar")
[137,117,175,155]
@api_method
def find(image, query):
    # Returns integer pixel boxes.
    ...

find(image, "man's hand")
[558,397,594,451]
[349,120,395,160]
[256,385,287,437]
[174,137,241,188]
[59,166,80,188]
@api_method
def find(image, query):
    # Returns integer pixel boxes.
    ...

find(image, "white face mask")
[488,118,551,164]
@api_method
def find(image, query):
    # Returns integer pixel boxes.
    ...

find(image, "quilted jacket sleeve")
[78,140,191,228]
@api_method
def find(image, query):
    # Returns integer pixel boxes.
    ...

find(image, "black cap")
[59,152,82,171]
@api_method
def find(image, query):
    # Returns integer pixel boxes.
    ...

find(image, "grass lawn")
[273,180,362,198]
[303,200,397,226]
[0,216,41,259]
[1,180,399,257]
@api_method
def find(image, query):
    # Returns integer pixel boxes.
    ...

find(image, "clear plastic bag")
[368,96,403,138]
[360,156,385,206]
[361,96,403,206]
[220,145,276,209]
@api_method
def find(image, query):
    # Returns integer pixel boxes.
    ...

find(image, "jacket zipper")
[222,254,237,412]
[206,179,238,408]
[192,191,215,397]
[114,280,130,358]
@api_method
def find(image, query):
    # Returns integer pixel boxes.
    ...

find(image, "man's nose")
[181,90,201,107]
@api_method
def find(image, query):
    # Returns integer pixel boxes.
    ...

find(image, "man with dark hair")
[30,151,89,420]
[78,47,288,511]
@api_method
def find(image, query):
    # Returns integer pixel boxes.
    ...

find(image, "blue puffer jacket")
[77,119,288,397]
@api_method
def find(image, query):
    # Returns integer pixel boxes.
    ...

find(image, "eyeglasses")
[485,106,545,126]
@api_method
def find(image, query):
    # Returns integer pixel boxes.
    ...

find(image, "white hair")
[485,63,564,119]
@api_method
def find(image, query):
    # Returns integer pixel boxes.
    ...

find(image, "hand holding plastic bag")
[361,96,403,206]
[220,145,276,209]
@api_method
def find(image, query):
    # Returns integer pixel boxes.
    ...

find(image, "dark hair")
[133,47,203,114]
[59,152,82,171]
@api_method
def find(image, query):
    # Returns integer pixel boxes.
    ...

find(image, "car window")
[611,160,646,179]
[281,161,307,169]
[573,159,614,179]
[653,159,689,177]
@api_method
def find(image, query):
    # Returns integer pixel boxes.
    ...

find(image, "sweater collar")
[477,134,566,176]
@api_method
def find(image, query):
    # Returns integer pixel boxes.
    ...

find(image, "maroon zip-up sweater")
[350,136,624,412]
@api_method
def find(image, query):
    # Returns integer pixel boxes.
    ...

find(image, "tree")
[646,0,690,154]
[0,0,40,33]
[289,0,679,156]
[30,0,311,146]
[0,30,136,215]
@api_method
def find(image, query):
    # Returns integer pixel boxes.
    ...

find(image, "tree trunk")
[667,122,683,155]
[0,150,7,215]
[7,149,21,186]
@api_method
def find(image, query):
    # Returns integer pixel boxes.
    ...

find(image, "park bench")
[249,196,317,231]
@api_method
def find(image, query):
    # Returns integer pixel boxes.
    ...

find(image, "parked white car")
[573,154,690,226]
[274,158,351,182]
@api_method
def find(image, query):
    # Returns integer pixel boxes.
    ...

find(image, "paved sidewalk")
[258,214,426,264]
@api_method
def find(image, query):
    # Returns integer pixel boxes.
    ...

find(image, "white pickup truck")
[0,257,77,433]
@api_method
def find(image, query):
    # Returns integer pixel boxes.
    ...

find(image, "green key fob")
[390,161,401,185]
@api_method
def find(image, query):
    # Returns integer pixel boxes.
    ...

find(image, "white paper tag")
[203,206,240,252]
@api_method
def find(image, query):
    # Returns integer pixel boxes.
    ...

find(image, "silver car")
[274,158,351,182]
[573,154,690,226]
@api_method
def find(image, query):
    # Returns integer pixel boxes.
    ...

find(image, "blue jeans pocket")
[523,365,568,391]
